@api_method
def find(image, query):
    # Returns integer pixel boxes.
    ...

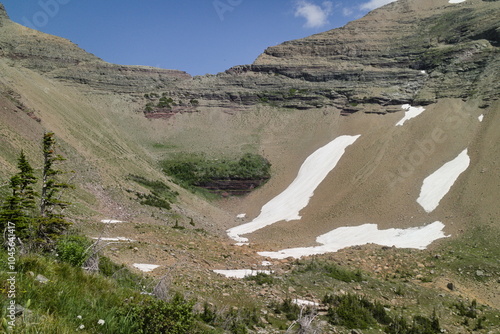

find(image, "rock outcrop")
[1,0,498,110]
[169,0,499,114]
[0,7,190,93]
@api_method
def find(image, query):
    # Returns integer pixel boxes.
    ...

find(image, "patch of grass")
[294,259,363,282]
[436,224,500,281]
[127,174,178,210]
[271,298,301,321]
[244,272,274,286]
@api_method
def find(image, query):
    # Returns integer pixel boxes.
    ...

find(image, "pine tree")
[37,132,72,246]
[17,150,38,211]
[40,132,71,218]
[0,151,38,240]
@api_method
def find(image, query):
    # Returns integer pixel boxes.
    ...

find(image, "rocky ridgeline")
[165,0,499,115]
[0,4,190,93]
[1,0,498,111]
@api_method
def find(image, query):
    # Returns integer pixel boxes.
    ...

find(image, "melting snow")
[133,264,160,272]
[227,135,361,243]
[261,261,272,266]
[236,213,246,219]
[417,149,470,213]
[293,299,319,307]
[396,104,426,126]
[478,114,484,122]
[213,269,272,279]
[449,0,466,3]
[92,237,135,242]
[100,219,124,224]
[258,221,448,259]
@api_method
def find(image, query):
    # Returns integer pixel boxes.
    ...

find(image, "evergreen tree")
[37,132,72,247]
[40,132,71,218]
[16,150,38,212]
[0,151,38,240]
[1,175,25,229]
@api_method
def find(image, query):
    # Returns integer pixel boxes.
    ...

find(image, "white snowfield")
[417,149,470,213]
[100,219,124,224]
[258,221,448,259]
[227,135,361,243]
[396,104,426,126]
[92,237,136,242]
[133,264,160,272]
[213,269,273,279]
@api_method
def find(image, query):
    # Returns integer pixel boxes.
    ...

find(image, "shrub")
[161,153,271,191]
[325,293,377,329]
[295,259,363,282]
[56,235,91,266]
[127,294,195,334]
[244,272,274,285]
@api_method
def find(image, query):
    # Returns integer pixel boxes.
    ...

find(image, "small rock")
[35,274,49,284]
[446,282,455,291]
[476,270,484,277]
[288,286,296,293]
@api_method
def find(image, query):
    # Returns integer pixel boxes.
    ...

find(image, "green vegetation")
[125,294,195,334]
[56,235,92,267]
[0,251,200,333]
[0,133,72,251]
[127,174,178,210]
[324,293,441,333]
[161,153,271,191]
[244,272,274,286]
[142,93,200,113]
[436,224,500,281]
[294,259,363,282]
[199,302,262,334]
[271,298,301,321]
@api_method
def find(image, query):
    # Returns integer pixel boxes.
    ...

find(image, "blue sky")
[2,0,395,76]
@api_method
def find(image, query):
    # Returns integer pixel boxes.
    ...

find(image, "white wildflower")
[76,315,82,319]
[98,319,105,325]
[78,324,85,330]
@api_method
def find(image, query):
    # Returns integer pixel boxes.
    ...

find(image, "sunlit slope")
[235,98,498,249]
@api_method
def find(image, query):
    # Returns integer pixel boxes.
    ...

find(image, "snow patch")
[213,269,272,279]
[227,135,361,243]
[133,264,160,272]
[100,219,124,224]
[258,221,448,259]
[396,104,426,126]
[417,149,470,213]
[261,261,272,266]
[236,213,246,219]
[478,114,484,122]
[92,237,135,242]
[449,0,466,3]
[293,299,319,307]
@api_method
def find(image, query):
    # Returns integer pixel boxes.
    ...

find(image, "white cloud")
[294,1,333,28]
[359,0,397,11]
[342,7,354,16]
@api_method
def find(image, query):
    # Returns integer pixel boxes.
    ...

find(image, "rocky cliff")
[167,0,499,115]
[1,0,497,112]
